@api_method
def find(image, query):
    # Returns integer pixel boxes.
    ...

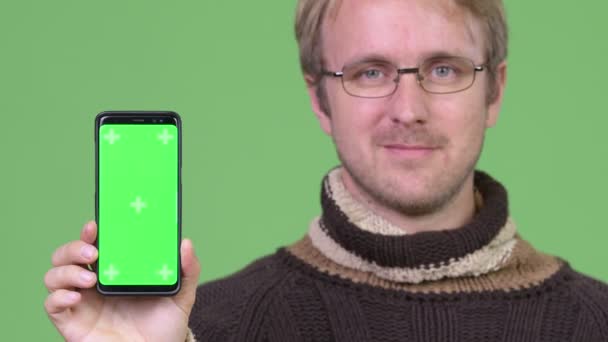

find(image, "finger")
[173,239,201,313]
[45,265,97,292]
[52,240,98,267]
[80,221,97,244]
[45,289,81,319]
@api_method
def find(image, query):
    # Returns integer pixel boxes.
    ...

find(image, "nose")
[386,72,430,125]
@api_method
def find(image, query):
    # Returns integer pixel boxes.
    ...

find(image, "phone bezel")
[94,111,182,296]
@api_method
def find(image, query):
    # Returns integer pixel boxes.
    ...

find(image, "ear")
[486,61,507,128]
[305,74,333,136]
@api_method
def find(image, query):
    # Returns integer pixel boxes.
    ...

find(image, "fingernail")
[81,245,96,259]
[80,271,94,282]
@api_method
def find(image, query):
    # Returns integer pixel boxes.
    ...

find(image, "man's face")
[308,0,506,216]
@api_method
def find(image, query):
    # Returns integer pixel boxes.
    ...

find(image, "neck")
[340,168,478,235]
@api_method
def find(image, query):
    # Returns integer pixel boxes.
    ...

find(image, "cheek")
[430,97,487,154]
[329,93,383,146]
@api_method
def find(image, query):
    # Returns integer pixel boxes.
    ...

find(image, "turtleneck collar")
[306,166,518,284]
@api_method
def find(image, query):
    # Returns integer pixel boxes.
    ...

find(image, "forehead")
[322,0,484,67]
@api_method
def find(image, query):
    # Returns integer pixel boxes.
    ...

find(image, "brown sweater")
[187,166,608,341]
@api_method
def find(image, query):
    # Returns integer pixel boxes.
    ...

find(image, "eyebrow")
[343,50,469,68]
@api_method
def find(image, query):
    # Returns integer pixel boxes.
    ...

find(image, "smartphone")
[94,111,181,295]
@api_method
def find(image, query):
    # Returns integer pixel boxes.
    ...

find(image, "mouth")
[382,144,438,159]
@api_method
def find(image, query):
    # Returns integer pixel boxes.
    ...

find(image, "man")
[45,0,608,341]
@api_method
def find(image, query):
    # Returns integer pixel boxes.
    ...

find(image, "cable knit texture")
[188,166,608,341]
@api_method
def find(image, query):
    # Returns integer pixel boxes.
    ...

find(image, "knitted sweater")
[187,166,608,341]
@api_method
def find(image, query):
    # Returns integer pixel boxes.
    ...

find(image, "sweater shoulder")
[188,250,292,341]
[562,265,608,336]
[565,266,608,304]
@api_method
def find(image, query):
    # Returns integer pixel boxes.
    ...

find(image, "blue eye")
[344,62,393,84]
[433,66,453,78]
[363,69,383,79]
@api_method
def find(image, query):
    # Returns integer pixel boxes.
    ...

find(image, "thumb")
[173,238,201,314]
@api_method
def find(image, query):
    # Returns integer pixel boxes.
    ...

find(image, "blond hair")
[295,0,508,107]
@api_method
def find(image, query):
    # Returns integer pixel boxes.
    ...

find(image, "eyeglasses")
[321,56,485,98]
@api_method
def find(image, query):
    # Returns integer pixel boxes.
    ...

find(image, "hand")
[44,221,201,342]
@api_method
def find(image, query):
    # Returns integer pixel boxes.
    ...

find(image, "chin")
[383,181,432,202]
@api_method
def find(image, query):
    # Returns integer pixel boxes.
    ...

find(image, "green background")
[1,1,606,340]
[99,124,178,285]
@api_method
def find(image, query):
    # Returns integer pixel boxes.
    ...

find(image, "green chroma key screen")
[98,124,178,285]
